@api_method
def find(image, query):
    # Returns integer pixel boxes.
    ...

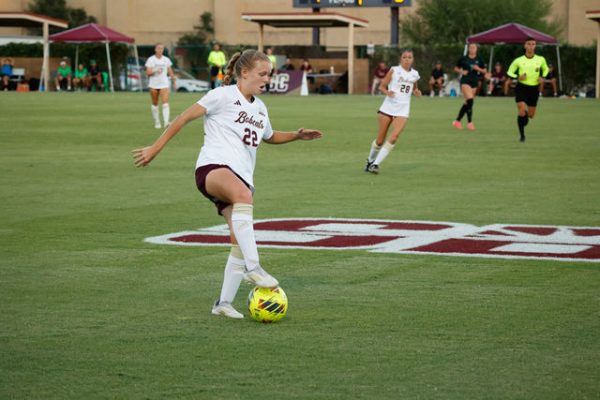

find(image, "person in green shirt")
[207,43,227,89]
[54,59,72,91]
[506,37,549,142]
[265,47,276,93]
[72,63,89,91]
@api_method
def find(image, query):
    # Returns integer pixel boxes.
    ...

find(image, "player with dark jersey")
[453,43,486,130]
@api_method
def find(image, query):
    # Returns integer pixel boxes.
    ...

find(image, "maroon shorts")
[195,164,252,215]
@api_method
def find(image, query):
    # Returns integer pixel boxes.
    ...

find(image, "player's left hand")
[296,128,323,140]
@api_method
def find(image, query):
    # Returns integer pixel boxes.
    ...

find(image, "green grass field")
[1,92,599,399]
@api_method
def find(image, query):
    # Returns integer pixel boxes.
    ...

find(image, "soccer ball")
[247,286,288,323]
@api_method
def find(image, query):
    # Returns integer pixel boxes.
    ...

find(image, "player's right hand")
[132,145,159,167]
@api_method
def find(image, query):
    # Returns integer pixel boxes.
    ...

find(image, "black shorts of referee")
[515,82,540,107]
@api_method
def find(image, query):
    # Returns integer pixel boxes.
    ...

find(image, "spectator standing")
[208,43,227,90]
[72,63,89,91]
[428,61,445,97]
[265,47,276,93]
[370,61,389,95]
[299,58,313,74]
[55,59,72,91]
[1,57,14,91]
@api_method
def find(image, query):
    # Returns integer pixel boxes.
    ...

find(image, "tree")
[177,12,215,78]
[28,0,96,32]
[401,0,563,45]
[177,12,214,46]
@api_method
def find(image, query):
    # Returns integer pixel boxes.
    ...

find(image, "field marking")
[144,218,600,263]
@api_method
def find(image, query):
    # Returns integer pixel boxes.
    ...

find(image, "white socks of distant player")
[151,105,160,126]
[162,103,170,126]
[231,203,259,271]
[373,142,395,165]
[219,245,245,304]
[368,140,382,163]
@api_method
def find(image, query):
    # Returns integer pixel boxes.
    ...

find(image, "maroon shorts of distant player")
[195,164,252,215]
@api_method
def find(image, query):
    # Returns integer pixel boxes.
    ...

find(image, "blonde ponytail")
[222,49,271,86]
[223,52,241,86]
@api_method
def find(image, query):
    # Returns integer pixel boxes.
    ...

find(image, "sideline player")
[506,37,549,142]
[145,44,176,129]
[133,50,322,319]
[453,43,486,130]
[364,49,421,174]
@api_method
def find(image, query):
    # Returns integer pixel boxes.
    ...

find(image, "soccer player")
[133,50,322,319]
[506,37,549,142]
[364,49,421,174]
[146,44,176,129]
[453,43,486,130]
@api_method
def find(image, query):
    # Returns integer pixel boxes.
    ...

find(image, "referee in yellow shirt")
[507,37,549,142]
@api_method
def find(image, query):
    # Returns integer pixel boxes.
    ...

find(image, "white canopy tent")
[0,12,68,91]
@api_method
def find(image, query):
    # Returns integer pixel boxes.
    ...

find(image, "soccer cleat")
[452,120,463,130]
[429,92,434,98]
[466,122,475,130]
[163,121,171,128]
[439,92,444,97]
[211,300,244,319]
[367,163,379,174]
[244,265,279,288]
[364,159,373,172]
[154,122,161,129]
[520,134,526,143]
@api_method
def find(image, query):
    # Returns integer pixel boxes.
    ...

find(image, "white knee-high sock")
[162,103,170,126]
[231,203,259,271]
[368,140,382,163]
[374,141,395,165]
[219,245,245,304]
[151,105,160,125]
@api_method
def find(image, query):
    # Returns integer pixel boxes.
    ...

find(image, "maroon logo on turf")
[145,218,600,263]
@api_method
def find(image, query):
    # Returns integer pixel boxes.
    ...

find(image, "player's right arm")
[379,69,394,97]
[133,104,207,167]
[506,57,521,80]
[454,58,466,75]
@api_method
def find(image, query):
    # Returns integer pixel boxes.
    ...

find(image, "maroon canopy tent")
[467,23,562,91]
[49,23,141,92]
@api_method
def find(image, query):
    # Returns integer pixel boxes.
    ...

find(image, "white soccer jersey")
[145,55,172,89]
[196,85,273,187]
[379,66,420,118]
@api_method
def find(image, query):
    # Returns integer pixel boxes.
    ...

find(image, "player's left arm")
[264,128,323,144]
[539,57,549,84]
[473,60,487,75]
[168,66,176,90]
[412,81,422,97]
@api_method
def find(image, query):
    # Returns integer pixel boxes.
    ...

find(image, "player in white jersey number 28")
[133,50,322,319]
[365,49,421,175]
